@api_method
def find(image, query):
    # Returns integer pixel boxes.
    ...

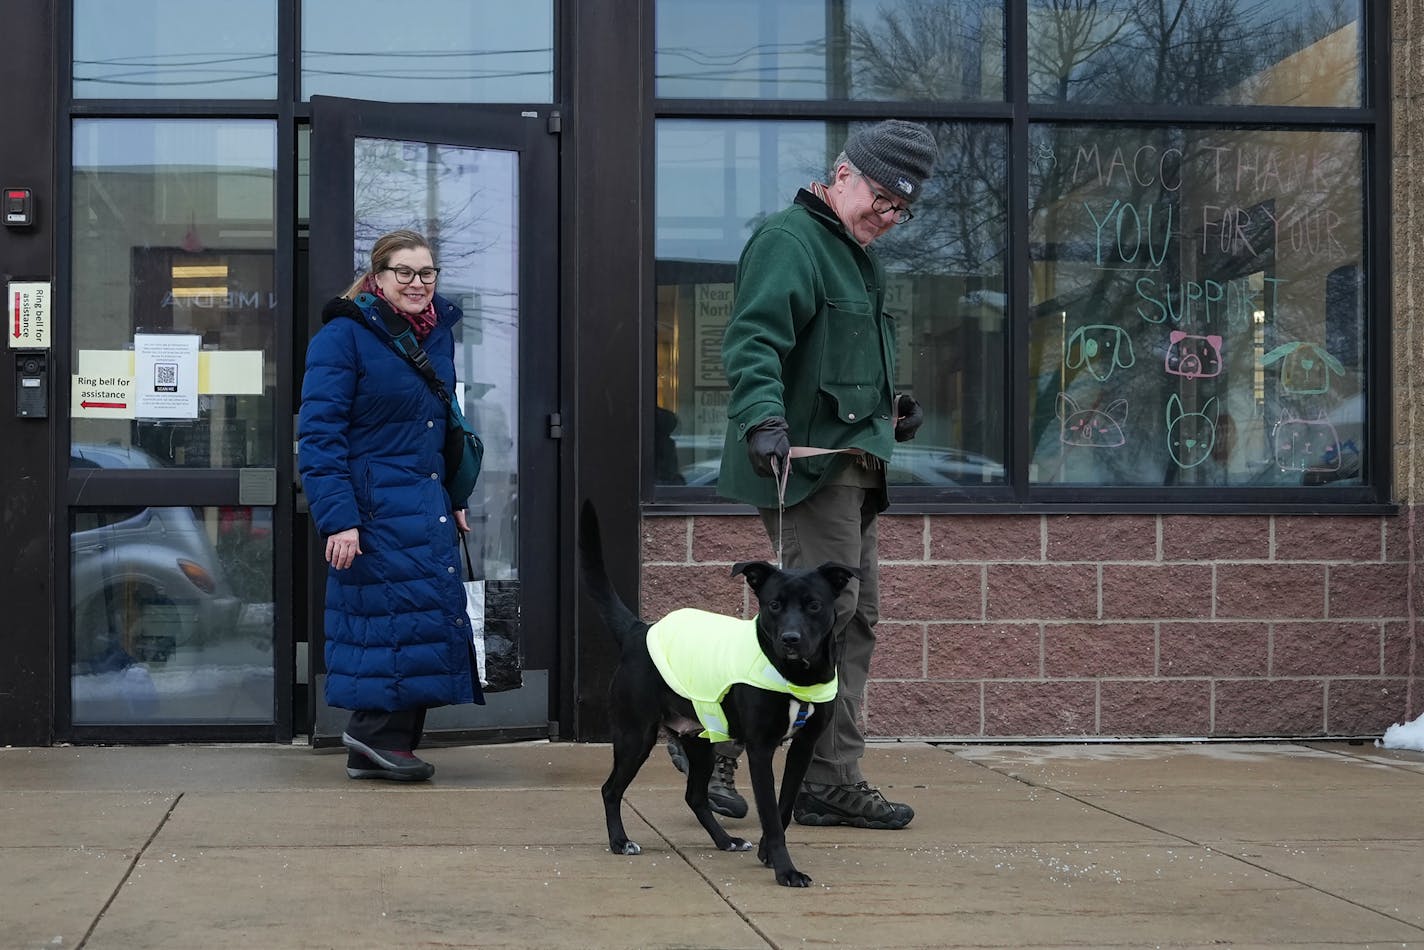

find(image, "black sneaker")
[341,732,435,781]
[666,738,748,819]
[346,750,426,782]
[793,781,914,829]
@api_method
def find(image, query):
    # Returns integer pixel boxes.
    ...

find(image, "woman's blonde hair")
[341,229,434,299]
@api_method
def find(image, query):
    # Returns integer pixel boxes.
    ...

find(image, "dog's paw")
[776,868,813,888]
[610,839,642,855]
[722,837,753,852]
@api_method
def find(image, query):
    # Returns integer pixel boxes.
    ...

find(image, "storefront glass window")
[71,119,278,468]
[1027,125,1366,486]
[73,0,278,99]
[654,119,1009,488]
[656,0,1005,101]
[301,0,554,103]
[70,503,274,725]
[1027,0,1362,106]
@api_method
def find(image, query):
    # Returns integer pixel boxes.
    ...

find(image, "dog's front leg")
[778,704,831,830]
[681,738,753,853]
[746,745,810,887]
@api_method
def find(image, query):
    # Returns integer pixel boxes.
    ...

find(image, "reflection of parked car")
[70,443,241,668]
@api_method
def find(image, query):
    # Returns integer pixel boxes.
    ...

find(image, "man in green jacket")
[670,120,938,829]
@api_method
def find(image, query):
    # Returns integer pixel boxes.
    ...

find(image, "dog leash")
[768,447,862,568]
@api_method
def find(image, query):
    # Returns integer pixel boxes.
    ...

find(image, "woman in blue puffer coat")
[299,229,483,782]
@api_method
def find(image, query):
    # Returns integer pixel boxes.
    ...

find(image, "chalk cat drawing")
[1066,325,1135,382]
[1272,413,1343,473]
[1165,394,1218,468]
[1261,341,1344,395]
[1058,393,1128,447]
[1165,331,1223,380]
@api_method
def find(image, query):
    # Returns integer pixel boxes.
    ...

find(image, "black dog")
[578,500,859,887]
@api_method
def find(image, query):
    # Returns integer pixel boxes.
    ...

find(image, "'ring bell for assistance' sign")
[9,281,50,349]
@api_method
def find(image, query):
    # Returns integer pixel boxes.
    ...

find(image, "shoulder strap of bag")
[350,292,450,402]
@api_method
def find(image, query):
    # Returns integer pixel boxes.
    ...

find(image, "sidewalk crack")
[75,791,184,949]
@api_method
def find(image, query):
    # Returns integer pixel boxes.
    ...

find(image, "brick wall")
[641,513,1421,738]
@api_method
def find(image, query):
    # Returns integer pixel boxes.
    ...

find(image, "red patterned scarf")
[362,273,437,341]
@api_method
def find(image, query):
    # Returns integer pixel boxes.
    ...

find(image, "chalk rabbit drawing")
[1165,331,1222,380]
[1165,394,1218,468]
[1058,393,1128,447]
[1272,413,1343,473]
[1066,325,1135,382]
[1261,341,1344,395]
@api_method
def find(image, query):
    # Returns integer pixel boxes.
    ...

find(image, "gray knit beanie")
[843,120,939,204]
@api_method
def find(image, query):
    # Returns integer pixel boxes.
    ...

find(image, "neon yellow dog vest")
[644,608,838,743]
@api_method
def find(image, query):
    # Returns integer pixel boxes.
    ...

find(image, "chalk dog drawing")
[1066,324,1135,382]
[1272,413,1343,473]
[1165,331,1223,380]
[1261,341,1344,395]
[1165,394,1218,468]
[1058,393,1128,447]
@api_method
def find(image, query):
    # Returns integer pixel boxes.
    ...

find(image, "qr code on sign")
[154,362,178,392]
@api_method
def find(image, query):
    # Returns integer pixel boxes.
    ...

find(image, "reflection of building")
[1,1,1419,748]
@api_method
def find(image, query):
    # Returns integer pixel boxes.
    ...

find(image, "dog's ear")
[730,560,778,592]
[815,562,861,594]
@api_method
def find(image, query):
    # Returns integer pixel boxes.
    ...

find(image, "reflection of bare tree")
[846,0,1002,101]
[351,141,500,274]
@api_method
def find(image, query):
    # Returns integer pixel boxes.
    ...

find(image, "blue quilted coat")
[298,293,482,712]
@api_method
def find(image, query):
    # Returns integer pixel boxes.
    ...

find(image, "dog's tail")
[578,499,644,648]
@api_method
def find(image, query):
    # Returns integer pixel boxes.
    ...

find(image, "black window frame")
[646,1,1393,515]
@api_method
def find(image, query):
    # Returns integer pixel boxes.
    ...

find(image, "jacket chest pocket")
[820,297,883,387]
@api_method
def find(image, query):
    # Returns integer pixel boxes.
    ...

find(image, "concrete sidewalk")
[3,741,1422,949]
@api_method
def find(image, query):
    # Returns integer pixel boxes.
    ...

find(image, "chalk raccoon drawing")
[1272,413,1343,473]
[1165,394,1218,468]
[1165,331,1222,380]
[1057,393,1128,447]
[1066,324,1135,382]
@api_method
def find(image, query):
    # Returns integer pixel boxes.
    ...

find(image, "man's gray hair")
[828,151,860,183]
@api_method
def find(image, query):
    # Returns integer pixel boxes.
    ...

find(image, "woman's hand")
[455,508,470,533]
[325,527,362,569]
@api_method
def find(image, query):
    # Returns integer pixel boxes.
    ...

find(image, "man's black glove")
[894,394,923,443]
[746,417,790,478]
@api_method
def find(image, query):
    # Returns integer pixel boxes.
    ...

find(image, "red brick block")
[1214,680,1325,736]
[879,515,926,561]
[986,564,1097,620]
[930,515,1041,561]
[985,681,1097,736]
[690,515,775,564]
[1327,563,1411,619]
[1044,623,1154,677]
[1163,516,1269,561]
[1327,679,1413,735]
[639,565,745,619]
[869,622,926,679]
[641,515,690,562]
[926,622,1040,679]
[1100,681,1211,736]
[1383,620,1418,676]
[1273,622,1382,676]
[865,681,981,737]
[1160,622,1268,677]
[1101,564,1213,619]
[1216,564,1326,619]
[1046,515,1155,562]
[879,565,983,621]
[1276,516,1383,562]
[1383,511,1416,562]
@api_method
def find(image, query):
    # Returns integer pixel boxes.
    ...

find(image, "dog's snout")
[780,630,802,647]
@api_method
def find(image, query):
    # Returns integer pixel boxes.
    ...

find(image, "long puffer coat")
[298,293,481,712]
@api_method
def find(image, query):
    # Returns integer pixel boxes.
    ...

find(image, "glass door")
[304,97,559,743]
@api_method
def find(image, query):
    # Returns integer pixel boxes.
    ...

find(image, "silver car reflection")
[70,443,242,670]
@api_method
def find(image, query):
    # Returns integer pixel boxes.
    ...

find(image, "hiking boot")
[793,781,914,829]
[666,738,748,819]
[708,753,749,819]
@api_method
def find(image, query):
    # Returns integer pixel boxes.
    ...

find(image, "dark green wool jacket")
[718,188,897,511]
